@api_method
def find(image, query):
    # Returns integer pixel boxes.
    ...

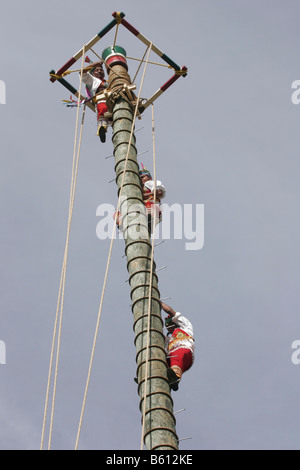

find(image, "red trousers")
[97,101,108,121]
[145,201,162,221]
[167,348,193,377]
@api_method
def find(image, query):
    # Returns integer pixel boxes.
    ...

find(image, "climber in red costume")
[161,301,195,391]
[113,165,166,234]
[81,59,112,143]
[139,165,166,233]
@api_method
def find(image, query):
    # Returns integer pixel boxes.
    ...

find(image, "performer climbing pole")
[46,11,187,451]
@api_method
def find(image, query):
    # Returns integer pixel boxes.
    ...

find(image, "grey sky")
[1,0,300,450]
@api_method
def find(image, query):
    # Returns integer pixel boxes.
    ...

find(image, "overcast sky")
[1,0,300,450]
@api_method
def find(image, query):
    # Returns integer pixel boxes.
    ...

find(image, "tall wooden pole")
[103,47,178,450]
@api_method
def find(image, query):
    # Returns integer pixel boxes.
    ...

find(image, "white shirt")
[144,180,166,199]
[82,72,105,96]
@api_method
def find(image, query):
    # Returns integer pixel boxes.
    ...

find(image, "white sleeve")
[144,180,166,198]
[172,312,194,337]
[81,73,101,95]
[156,180,166,198]
[81,72,93,87]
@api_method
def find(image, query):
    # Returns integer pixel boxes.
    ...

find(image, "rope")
[105,64,136,114]
[140,101,157,451]
[127,56,172,69]
[112,22,119,50]
[114,11,123,25]
[50,59,175,81]
[132,47,150,85]
[49,72,69,80]
[174,69,186,75]
[50,68,88,80]
[40,46,87,450]
[74,42,153,451]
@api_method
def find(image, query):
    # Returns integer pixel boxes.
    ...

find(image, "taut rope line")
[132,46,149,86]
[40,46,86,450]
